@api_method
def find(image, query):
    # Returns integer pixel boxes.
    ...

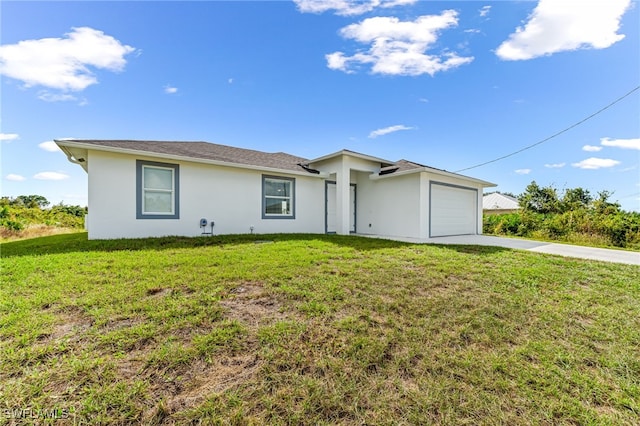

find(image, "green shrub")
[0,197,87,237]
[483,209,640,249]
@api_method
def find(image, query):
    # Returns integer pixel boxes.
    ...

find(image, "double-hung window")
[136,160,180,219]
[262,175,295,219]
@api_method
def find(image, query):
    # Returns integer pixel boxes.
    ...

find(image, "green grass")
[1,232,639,425]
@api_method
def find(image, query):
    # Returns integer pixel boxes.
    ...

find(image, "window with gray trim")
[262,175,295,219]
[136,160,180,219]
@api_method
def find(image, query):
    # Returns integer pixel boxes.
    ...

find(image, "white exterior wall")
[312,154,381,235]
[87,151,325,239]
[357,172,422,239]
[359,171,485,239]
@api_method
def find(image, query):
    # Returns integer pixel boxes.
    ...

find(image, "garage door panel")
[430,183,477,237]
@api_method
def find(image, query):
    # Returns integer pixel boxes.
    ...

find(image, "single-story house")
[482,192,520,215]
[56,139,496,240]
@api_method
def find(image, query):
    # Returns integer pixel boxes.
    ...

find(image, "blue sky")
[1,0,639,211]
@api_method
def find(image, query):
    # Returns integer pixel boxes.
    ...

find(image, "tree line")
[484,181,640,249]
[0,195,87,235]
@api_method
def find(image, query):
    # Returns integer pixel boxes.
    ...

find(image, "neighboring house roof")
[55,139,496,187]
[483,193,519,210]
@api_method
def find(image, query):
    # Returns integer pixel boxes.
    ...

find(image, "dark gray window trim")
[262,175,295,219]
[136,160,180,219]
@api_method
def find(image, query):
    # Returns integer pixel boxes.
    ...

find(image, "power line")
[455,85,640,173]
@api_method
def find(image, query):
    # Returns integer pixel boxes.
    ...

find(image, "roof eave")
[369,166,496,187]
[309,149,393,165]
[56,141,89,172]
[54,140,330,178]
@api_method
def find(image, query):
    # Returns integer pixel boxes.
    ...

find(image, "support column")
[336,159,351,235]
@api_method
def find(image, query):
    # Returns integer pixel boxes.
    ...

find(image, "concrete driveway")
[363,234,640,266]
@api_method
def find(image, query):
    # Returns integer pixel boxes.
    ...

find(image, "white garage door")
[430,182,478,237]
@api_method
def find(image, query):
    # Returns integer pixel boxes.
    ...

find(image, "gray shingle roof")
[394,159,448,174]
[58,140,492,186]
[62,140,309,172]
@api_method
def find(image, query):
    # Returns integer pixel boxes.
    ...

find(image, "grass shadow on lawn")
[1,231,512,259]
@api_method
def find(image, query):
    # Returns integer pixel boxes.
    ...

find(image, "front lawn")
[1,233,638,424]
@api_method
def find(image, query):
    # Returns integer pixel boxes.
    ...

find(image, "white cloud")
[582,144,602,152]
[464,29,481,34]
[33,171,70,180]
[496,0,630,60]
[5,174,26,181]
[369,124,414,138]
[515,169,531,175]
[0,27,136,92]
[601,137,640,150]
[38,140,62,152]
[164,85,178,94]
[479,5,491,18]
[0,133,19,141]
[544,163,565,168]
[418,98,429,103]
[327,12,474,76]
[37,91,79,102]
[294,0,416,16]
[571,157,621,170]
[228,78,234,84]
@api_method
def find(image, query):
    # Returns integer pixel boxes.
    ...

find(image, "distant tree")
[593,190,621,215]
[518,181,559,214]
[51,202,87,217]
[14,195,50,209]
[561,187,592,212]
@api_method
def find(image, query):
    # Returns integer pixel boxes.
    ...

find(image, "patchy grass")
[0,225,83,242]
[1,233,639,425]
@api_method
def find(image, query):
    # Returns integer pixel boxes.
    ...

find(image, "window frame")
[262,175,295,219]
[136,160,180,219]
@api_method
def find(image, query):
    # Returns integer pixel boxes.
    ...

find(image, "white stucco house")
[56,139,496,240]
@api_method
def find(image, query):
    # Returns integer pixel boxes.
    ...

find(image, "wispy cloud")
[544,163,566,168]
[38,140,62,152]
[164,85,178,94]
[294,0,416,16]
[572,157,621,170]
[496,0,630,60]
[582,144,602,152]
[601,137,640,150]
[326,12,474,76]
[479,5,491,18]
[38,91,76,102]
[0,133,19,142]
[33,171,70,181]
[0,27,136,97]
[5,174,26,182]
[515,169,531,175]
[228,78,234,84]
[369,124,414,139]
